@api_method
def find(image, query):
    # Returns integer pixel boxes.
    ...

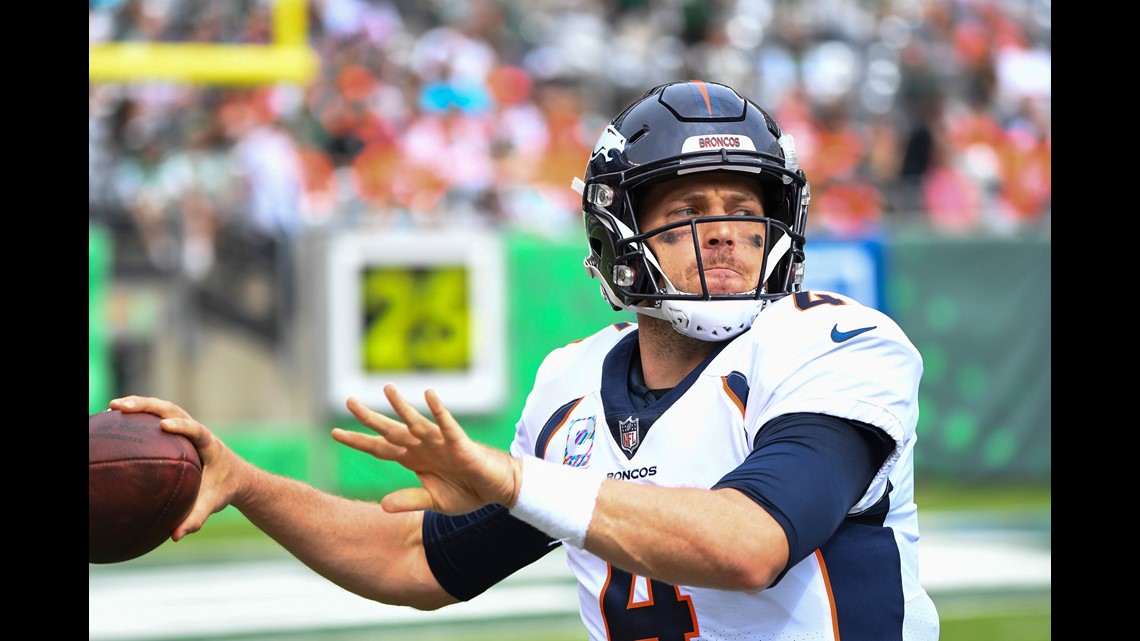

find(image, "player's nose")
[700,217,738,247]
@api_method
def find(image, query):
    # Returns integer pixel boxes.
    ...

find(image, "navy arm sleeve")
[422,504,558,602]
[711,412,895,583]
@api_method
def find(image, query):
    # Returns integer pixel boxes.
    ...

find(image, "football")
[89,409,202,564]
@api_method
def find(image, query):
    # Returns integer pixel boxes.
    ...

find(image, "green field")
[914,480,1052,512]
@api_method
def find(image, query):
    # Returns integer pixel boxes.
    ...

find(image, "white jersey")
[510,291,939,641]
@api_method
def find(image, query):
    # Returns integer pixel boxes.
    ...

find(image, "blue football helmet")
[576,80,811,341]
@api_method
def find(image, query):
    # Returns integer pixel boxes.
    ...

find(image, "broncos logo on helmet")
[591,125,627,163]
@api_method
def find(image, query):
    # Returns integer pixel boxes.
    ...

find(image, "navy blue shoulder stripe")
[534,397,584,458]
[724,370,749,413]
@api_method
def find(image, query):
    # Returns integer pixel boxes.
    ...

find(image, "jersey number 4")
[601,565,698,640]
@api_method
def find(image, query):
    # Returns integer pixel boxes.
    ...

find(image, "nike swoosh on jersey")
[831,323,877,343]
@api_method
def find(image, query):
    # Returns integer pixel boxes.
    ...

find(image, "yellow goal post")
[89,0,318,86]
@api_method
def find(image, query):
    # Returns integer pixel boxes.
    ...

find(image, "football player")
[114,80,939,640]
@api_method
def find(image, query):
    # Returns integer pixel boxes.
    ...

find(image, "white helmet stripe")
[763,232,791,283]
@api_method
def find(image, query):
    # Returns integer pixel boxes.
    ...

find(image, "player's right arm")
[109,395,457,610]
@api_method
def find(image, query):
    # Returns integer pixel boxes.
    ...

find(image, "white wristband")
[508,455,606,549]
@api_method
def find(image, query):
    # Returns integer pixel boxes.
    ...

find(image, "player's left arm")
[583,412,893,591]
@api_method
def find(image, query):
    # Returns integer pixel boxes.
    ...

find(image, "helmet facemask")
[584,180,801,341]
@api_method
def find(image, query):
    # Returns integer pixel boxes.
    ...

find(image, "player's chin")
[700,275,754,296]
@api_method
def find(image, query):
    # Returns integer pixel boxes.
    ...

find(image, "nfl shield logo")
[619,416,640,454]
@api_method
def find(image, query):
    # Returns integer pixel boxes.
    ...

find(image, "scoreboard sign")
[323,230,507,415]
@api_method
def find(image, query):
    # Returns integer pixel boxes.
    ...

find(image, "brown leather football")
[89,409,202,564]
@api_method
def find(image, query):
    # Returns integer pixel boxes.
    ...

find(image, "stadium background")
[89,0,1050,639]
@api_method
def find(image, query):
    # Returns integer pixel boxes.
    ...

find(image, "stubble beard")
[636,313,720,361]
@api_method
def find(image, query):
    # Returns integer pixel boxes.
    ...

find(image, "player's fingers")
[156,417,212,453]
[345,396,420,447]
[406,413,442,444]
[345,396,389,433]
[382,384,442,445]
[110,396,192,420]
[425,388,464,444]
[382,384,429,427]
[171,506,206,541]
[380,487,434,513]
[171,478,231,541]
[332,427,407,461]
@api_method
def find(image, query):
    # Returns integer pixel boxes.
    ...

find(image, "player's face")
[637,172,767,296]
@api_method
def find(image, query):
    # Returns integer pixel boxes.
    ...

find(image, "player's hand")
[337,384,522,516]
[108,395,249,541]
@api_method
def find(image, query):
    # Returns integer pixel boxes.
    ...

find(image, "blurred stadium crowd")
[89,0,1050,283]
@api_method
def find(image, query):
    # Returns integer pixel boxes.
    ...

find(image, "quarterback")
[111,80,939,640]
